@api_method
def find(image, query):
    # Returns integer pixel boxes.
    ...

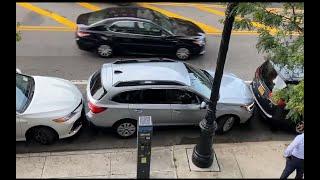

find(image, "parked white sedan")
[16,69,84,144]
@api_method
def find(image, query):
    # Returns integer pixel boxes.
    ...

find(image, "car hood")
[170,18,205,37]
[205,70,253,105]
[22,76,83,119]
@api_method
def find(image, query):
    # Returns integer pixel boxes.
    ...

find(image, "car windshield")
[184,63,212,99]
[16,73,35,113]
[152,11,173,33]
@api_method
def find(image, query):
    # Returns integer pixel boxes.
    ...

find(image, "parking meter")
[137,116,153,179]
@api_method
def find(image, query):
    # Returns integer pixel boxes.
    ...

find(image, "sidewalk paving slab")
[16,156,46,178]
[42,153,110,178]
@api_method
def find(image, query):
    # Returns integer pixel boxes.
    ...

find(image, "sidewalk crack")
[233,152,243,178]
[172,146,178,178]
[40,156,47,178]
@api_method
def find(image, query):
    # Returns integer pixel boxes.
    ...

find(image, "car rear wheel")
[216,115,237,134]
[28,127,58,145]
[97,44,113,58]
[113,119,137,138]
[176,47,190,60]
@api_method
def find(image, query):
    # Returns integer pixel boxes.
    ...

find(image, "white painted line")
[71,80,88,85]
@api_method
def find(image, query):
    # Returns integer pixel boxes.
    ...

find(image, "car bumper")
[76,38,97,51]
[192,45,206,55]
[250,83,273,119]
[56,102,84,139]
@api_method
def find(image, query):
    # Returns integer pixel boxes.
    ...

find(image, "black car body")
[251,60,304,129]
[75,7,206,60]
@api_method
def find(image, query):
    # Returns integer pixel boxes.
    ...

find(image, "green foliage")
[231,3,304,122]
[16,22,21,42]
[272,80,304,123]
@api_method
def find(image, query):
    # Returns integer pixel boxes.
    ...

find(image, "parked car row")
[16,58,255,144]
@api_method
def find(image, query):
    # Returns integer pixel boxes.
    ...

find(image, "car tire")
[216,115,237,134]
[175,47,191,60]
[96,44,113,58]
[113,119,137,138]
[28,127,58,145]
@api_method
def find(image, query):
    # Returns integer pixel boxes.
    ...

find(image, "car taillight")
[77,31,90,37]
[277,98,286,108]
[88,102,107,114]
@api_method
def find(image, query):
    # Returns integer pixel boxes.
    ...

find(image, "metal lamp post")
[192,3,239,168]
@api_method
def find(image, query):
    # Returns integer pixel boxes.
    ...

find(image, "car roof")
[269,60,304,82]
[90,6,158,21]
[101,58,191,88]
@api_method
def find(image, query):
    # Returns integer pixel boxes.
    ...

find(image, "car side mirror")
[200,101,207,109]
[16,68,22,74]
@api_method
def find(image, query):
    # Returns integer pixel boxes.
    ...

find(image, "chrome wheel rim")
[98,45,112,57]
[117,123,136,137]
[223,117,235,132]
[176,48,190,60]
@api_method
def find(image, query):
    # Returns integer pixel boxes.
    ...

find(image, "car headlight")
[53,101,82,123]
[193,39,205,46]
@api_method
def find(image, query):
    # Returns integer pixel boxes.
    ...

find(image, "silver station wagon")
[86,58,254,138]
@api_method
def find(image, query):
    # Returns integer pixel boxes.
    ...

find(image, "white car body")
[16,72,84,142]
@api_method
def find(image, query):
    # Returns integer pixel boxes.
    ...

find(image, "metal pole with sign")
[137,116,153,179]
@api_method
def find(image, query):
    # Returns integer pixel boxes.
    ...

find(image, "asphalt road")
[16,2,294,153]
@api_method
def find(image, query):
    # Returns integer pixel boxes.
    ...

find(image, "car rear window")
[260,61,279,90]
[90,70,107,100]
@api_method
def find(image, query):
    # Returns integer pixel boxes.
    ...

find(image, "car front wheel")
[175,47,191,60]
[97,44,113,58]
[28,127,58,145]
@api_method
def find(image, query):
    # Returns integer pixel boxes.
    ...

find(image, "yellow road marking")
[138,3,220,34]
[17,3,76,29]
[195,5,279,34]
[17,25,74,31]
[147,2,226,8]
[77,2,101,11]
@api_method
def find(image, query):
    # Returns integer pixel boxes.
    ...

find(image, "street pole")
[192,2,239,168]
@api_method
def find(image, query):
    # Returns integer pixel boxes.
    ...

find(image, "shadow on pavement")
[16,110,295,154]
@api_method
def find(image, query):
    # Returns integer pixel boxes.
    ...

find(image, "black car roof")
[269,60,304,82]
[92,7,156,20]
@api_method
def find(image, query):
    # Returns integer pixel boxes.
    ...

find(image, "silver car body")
[86,59,254,127]
[16,73,84,141]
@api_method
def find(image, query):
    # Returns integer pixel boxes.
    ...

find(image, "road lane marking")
[77,3,101,11]
[17,3,77,29]
[71,80,88,85]
[138,3,221,34]
[17,25,74,31]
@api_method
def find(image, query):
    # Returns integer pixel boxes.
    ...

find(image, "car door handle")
[173,109,181,113]
[134,109,143,113]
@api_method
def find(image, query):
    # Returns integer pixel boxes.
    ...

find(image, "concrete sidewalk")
[16,141,295,178]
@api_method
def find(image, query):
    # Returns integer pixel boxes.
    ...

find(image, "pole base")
[191,145,214,168]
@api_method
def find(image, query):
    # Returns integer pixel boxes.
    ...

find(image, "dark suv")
[251,60,304,130]
[75,7,206,60]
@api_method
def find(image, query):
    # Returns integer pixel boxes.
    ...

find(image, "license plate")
[258,85,265,96]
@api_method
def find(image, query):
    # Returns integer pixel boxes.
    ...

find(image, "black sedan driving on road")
[250,60,304,131]
[75,6,206,60]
